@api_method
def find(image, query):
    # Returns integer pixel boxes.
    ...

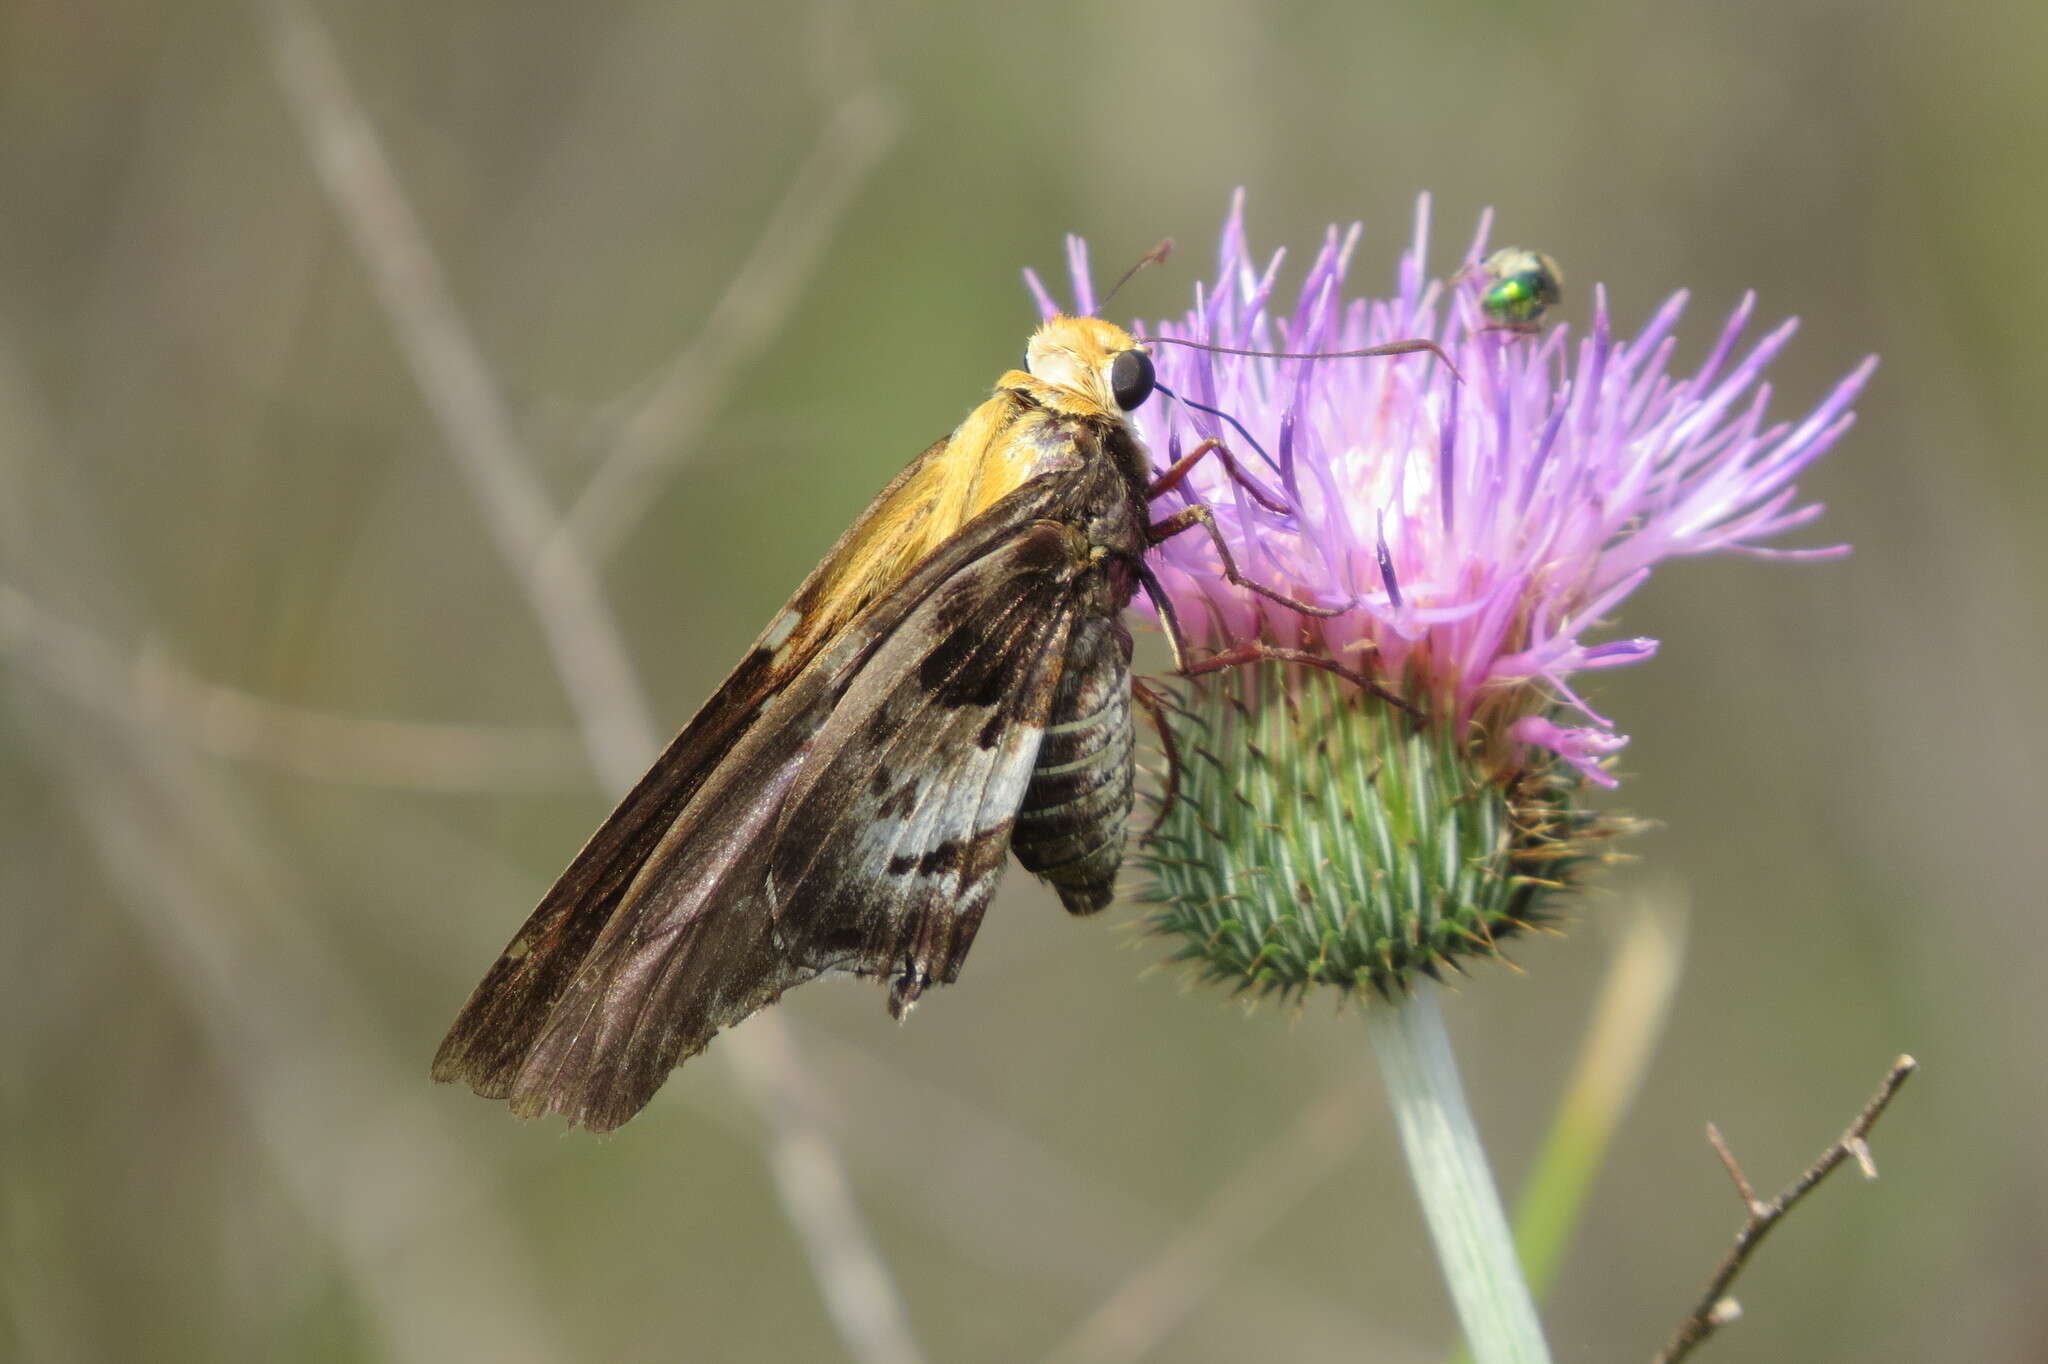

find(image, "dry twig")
[1037,1082,1435,1364]
[792,1028,1401,1361]
[0,584,583,792]
[0,343,572,1362]
[560,84,901,561]
[257,0,654,790]
[257,5,922,1360]
[1651,1055,1918,1363]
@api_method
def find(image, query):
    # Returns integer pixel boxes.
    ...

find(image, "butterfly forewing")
[450,491,1108,1131]
[435,314,1159,1132]
[429,438,963,1099]
[766,521,1086,1006]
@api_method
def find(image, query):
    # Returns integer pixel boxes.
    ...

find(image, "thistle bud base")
[1140,663,1628,1001]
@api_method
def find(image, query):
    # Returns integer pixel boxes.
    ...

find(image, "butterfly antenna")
[1099,239,1174,312]
[1140,334,1460,381]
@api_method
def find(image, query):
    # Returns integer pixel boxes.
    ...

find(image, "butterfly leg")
[1129,676,1189,842]
[1132,557,1193,674]
[1147,504,1351,619]
[1180,642,1416,717]
[1147,438,1292,514]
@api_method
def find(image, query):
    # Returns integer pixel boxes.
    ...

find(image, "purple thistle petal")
[1437,374,1461,532]
[1510,716,1628,789]
[1064,235,1095,317]
[1032,193,1870,786]
[1728,539,1850,561]
[1376,512,1403,609]
[1022,268,1059,322]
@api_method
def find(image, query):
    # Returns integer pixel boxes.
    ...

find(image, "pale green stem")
[1364,983,1553,1364]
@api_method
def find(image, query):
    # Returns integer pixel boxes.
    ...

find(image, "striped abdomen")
[1011,615,1134,915]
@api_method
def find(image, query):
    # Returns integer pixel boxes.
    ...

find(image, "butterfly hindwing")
[767,523,1085,1012]
[432,436,971,1097]
[494,514,1092,1130]
[432,317,1165,1133]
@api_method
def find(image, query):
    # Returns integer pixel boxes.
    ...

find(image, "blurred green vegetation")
[4,1,2044,1361]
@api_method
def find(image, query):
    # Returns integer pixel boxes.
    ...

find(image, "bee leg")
[1180,641,1416,717]
[1129,677,1187,843]
[1147,438,1293,515]
[1147,504,1353,619]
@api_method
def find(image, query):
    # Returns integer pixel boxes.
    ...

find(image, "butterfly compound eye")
[1110,349,1156,411]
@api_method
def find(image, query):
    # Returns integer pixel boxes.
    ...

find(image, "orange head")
[1016,316,1156,420]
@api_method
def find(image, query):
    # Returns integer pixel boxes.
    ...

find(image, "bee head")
[1479,247,1564,326]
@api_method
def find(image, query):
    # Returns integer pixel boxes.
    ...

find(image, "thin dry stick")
[789,1024,1402,1362]
[559,83,901,562]
[0,584,583,792]
[0,351,572,1364]
[258,6,923,1361]
[36,723,574,1364]
[1652,1055,1918,1364]
[1039,1084,1428,1364]
[729,1013,937,1364]
[260,0,654,790]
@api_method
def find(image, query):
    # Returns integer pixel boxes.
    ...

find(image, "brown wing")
[432,384,1080,1101]
[430,437,956,1099]
[484,517,1090,1131]
[432,419,1099,1112]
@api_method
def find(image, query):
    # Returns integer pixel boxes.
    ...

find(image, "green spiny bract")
[1139,663,1629,1003]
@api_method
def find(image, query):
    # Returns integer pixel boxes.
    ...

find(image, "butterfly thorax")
[786,325,1150,669]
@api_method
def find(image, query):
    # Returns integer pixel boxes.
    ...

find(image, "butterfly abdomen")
[1012,614,1135,915]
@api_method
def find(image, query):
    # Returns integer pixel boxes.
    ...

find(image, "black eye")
[1110,349,1155,411]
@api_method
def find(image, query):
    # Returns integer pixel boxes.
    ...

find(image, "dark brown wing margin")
[432,467,1089,1126]
[501,522,1085,1129]
[429,438,949,1097]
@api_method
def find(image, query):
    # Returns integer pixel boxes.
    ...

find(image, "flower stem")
[1363,983,1553,1364]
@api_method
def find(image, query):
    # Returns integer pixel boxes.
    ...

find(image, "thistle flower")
[1031,193,1876,1000]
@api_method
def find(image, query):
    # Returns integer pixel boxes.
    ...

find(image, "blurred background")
[4,1,2042,1360]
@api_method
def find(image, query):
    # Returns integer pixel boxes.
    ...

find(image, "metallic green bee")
[1478,248,1564,328]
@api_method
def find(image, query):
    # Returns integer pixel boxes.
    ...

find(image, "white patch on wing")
[763,608,804,658]
[973,731,1041,839]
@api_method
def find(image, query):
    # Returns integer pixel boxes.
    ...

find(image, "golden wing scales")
[430,400,1046,1097]
[495,519,1092,1130]
[434,314,1158,1130]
